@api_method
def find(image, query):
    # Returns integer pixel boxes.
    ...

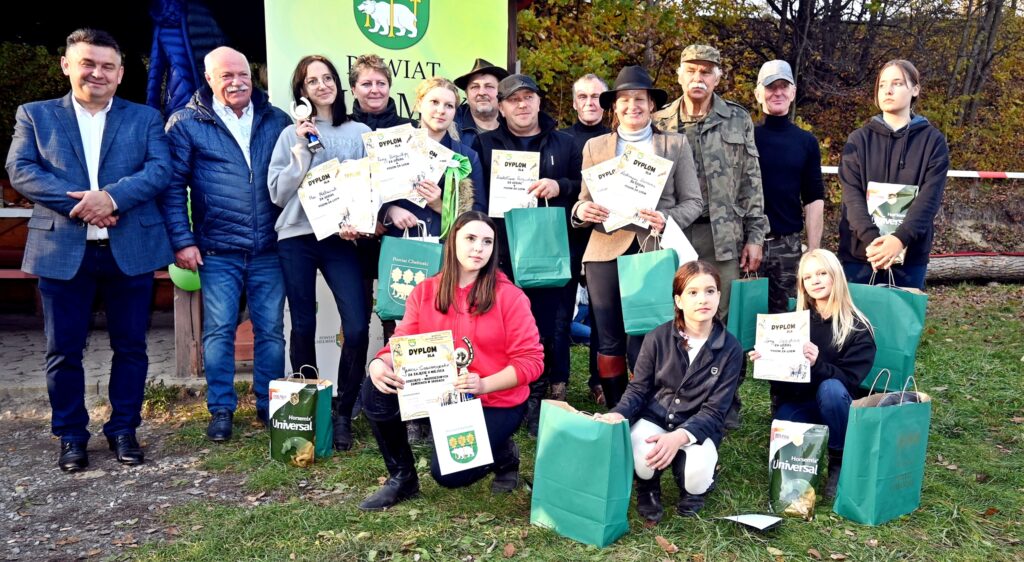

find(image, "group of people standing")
[8,27,947,525]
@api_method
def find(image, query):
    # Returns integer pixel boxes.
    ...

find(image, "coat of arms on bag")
[447,430,478,463]
[388,260,428,304]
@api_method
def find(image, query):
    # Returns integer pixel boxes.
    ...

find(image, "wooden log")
[173,286,204,378]
[927,255,1024,282]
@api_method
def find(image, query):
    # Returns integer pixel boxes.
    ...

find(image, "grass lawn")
[135,283,1024,561]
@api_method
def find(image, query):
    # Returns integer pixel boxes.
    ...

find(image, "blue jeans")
[842,261,927,290]
[38,245,153,442]
[774,379,852,450]
[278,234,368,417]
[200,251,285,414]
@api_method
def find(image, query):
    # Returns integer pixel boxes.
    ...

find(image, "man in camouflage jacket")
[653,44,768,321]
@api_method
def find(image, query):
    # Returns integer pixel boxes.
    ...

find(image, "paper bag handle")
[865,368,892,395]
[867,268,897,289]
[291,364,319,380]
[402,220,428,239]
[639,229,662,252]
[897,375,920,405]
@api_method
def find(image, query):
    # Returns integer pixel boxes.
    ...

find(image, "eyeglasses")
[305,75,335,88]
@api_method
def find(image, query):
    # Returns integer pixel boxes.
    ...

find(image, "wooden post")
[173,286,204,378]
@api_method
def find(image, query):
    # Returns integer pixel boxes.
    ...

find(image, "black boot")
[525,379,548,437]
[672,451,715,517]
[332,413,352,452]
[635,473,664,523]
[491,439,521,493]
[359,418,420,511]
[825,448,843,498]
[597,354,629,408]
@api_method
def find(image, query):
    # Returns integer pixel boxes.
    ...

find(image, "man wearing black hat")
[475,73,582,437]
[454,58,509,148]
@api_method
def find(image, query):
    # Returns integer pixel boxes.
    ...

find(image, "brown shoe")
[589,384,606,406]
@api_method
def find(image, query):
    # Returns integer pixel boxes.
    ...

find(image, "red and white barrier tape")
[821,166,1024,179]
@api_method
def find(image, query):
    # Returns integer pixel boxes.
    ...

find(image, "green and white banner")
[265,0,510,116]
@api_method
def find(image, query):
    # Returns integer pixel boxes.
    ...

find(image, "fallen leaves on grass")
[503,543,516,558]
[55,536,82,546]
[655,536,678,554]
[111,534,137,546]
[767,546,784,556]
[808,547,822,559]
[866,539,879,547]
[1011,417,1024,424]
[982,507,1000,518]
[830,554,847,560]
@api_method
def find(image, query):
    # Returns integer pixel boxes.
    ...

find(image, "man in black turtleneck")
[753,60,824,314]
[559,74,610,407]
[561,74,611,155]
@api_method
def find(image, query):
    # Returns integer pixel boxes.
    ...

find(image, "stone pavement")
[0,311,251,416]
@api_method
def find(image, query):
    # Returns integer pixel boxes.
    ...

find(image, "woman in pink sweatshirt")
[357,211,544,511]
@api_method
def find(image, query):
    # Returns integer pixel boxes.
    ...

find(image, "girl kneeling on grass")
[749,249,876,497]
[358,211,544,511]
[596,261,743,523]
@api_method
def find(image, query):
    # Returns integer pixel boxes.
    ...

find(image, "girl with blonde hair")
[749,249,876,497]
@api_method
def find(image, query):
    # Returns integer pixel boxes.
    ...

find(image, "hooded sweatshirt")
[267,118,371,240]
[838,114,949,265]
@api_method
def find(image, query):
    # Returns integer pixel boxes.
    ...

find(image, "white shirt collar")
[212,96,253,119]
[71,96,113,116]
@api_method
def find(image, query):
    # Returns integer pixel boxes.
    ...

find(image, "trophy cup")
[454,336,475,401]
[290,96,324,154]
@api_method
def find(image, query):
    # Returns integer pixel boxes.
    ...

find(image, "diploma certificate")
[488,150,539,218]
[336,158,379,235]
[363,124,428,207]
[298,159,347,241]
[753,310,811,383]
[391,330,459,421]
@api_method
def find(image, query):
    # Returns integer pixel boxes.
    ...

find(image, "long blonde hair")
[415,76,462,141]
[796,249,873,349]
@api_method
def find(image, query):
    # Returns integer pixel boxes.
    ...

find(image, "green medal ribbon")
[441,153,472,239]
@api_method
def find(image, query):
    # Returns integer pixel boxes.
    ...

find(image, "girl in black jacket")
[750,249,876,497]
[597,261,743,524]
[838,59,949,290]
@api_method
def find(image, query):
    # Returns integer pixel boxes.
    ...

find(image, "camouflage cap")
[680,44,722,66]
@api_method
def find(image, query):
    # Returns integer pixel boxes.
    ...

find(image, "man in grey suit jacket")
[5,28,173,472]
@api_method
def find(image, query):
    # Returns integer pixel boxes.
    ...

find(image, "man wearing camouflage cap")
[653,44,767,320]
[654,44,768,430]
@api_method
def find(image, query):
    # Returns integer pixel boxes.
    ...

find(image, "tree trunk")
[927,255,1024,282]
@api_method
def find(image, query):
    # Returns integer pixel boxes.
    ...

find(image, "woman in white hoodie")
[267,54,372,452]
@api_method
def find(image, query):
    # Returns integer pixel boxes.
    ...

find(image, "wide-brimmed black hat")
[598,66,668,110]
[454,58,510,91]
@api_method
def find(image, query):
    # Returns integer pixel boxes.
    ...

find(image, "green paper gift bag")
[531,400,633,548]
[376,232,443,321]
[726,276,769,351]
[848,282,928,392]
[504,206,571,289]
[269,367,334,466]
[617,247,679,336]
[834,375,932,526]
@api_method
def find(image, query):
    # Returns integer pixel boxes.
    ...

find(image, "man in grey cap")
[475,73,582,438]
[753,60,824,314]
[653,44,768,429]
[454,58,509,148]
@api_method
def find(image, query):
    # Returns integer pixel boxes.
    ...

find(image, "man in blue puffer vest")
[160,46,291,442]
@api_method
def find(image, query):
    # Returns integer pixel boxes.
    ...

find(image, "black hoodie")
[838,115,949,265]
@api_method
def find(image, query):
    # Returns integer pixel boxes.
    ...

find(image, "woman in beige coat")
[571,66,703,406]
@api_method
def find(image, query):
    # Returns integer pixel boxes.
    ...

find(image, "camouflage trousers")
[757,233,803,314]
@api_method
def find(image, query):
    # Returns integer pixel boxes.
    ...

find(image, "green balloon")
[168,264,201,291]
